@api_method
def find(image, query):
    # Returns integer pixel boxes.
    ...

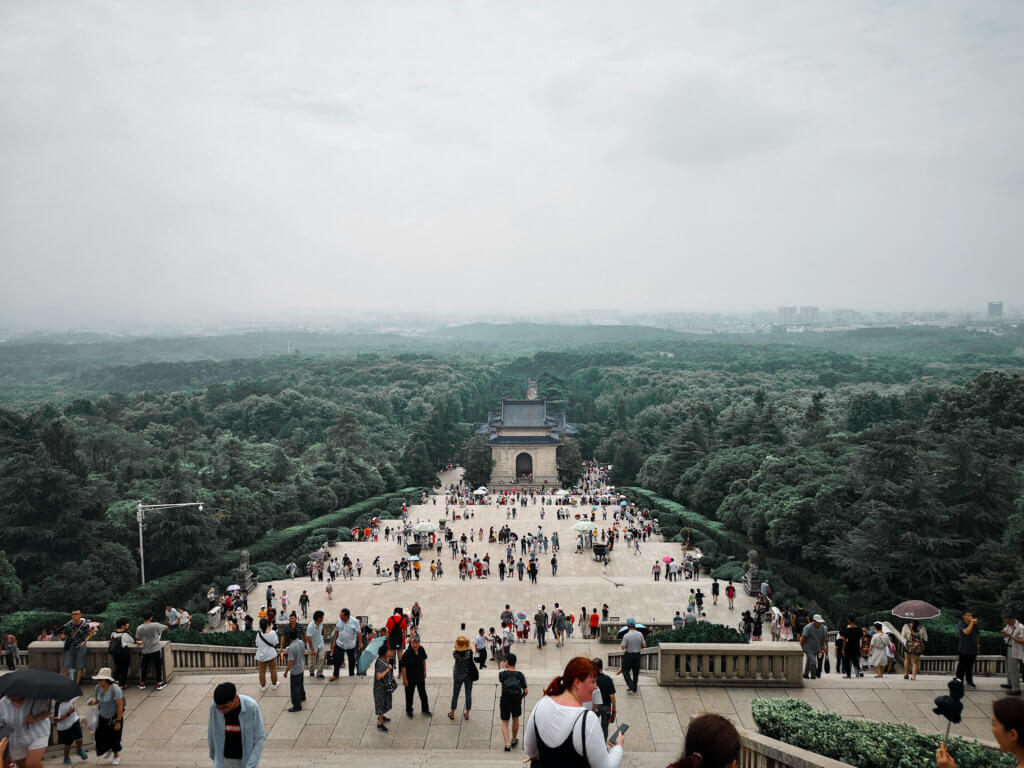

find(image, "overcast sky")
[2,1,1022,329]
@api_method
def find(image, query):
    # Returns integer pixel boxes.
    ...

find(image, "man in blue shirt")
[305,611,326,679]
[209,682,264,768]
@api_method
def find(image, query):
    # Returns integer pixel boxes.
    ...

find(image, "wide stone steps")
[114,747,671,767]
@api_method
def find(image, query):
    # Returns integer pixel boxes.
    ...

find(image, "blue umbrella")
[358,636,388,674]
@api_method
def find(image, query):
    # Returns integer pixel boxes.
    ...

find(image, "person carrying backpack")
[498,653,528,752]
[108,619,134,687]
[385,607,407,677]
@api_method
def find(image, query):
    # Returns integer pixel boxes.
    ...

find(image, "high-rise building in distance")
[778,306,798,323]
[798,306,820,324]
[988,301,1003,320]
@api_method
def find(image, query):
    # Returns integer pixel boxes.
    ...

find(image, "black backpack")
[501,672,524,698]
[108,633,123,657]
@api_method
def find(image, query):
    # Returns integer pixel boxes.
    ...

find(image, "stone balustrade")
[170,643,257,672]
[919,655,1005,676]
[27,640,175,682]
[606,646,661,673]
[731,723,849,768]
[598,620,674,643]
[608,643,804,687]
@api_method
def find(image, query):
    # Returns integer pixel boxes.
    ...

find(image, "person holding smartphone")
[523,656,624,767]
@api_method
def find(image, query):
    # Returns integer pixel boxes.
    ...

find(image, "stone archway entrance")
[515,452,533,479]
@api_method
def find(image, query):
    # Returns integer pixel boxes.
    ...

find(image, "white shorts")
[9,736,49,760]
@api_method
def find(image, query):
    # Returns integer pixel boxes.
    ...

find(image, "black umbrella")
[0,670,82,700]
[616,624,651,637]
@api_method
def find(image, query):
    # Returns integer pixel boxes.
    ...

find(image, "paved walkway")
[74,474,1005,765]
[79,669,1005,766]
[250,471,757,677]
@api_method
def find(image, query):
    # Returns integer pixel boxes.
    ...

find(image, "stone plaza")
[23,471,1011,765]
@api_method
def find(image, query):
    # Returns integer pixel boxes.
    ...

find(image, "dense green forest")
[0,324,1021,626]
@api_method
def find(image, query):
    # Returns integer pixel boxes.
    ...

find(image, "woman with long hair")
[938,696,1024,768]
[522,656,624,767]
[667,713,740,768]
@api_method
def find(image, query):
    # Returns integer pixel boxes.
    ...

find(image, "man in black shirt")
[840,617,864,678]
[592,657,616,740]
[400,636,431,717]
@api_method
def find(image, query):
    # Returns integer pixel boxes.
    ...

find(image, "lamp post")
[136,501,204,585]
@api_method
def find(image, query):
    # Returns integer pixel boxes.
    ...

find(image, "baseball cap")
[626,618,636,627]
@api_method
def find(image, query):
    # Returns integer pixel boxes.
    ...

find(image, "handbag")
[85,706,99,732]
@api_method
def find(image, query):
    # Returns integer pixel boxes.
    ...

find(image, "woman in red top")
[589,611,600,639]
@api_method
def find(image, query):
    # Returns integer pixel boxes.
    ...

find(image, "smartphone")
[607,722,629,744]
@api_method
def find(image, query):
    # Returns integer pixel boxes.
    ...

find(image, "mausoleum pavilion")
[476,399,576,487]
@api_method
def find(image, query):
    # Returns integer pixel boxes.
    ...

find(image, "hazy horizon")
[3,1,1022,330]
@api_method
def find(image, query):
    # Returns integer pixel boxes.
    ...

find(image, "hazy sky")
[2,1,1022,328]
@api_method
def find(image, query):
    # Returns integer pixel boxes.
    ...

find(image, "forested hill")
[3,324,1022,407]
[0,332,1021,627]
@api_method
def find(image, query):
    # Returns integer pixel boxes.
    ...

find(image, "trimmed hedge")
[1,487,425,641]
[164,628,256,646]
[251,562,287,582]
[648,622,748,647]
[623,487,747,554]
[752,698,1012,768]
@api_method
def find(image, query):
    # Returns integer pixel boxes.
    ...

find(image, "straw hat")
[92,667,115,682]
[455,636,470,651]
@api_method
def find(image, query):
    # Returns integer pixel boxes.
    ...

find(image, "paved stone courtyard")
[40,472,1009,764]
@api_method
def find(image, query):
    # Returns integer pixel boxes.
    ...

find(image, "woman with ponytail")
[667,714,740,768]
[522,656,624,767]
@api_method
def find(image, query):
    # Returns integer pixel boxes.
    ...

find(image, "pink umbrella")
[891,600,941,620]
[662,556,673,563]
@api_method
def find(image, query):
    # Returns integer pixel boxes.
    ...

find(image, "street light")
[136,501,204,585]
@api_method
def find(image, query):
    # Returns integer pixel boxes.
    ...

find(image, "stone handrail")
[598,620,674,644]
[606,646,660,672]
[608,643,804,687]
[919,654,1004,676]
[731,722,849,768]
[27,640,175,682]
[170,642,258,672]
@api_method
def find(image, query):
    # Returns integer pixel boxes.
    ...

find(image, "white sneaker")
[272,682,279,690]
[259,685,266,693]
[112,758,120,766]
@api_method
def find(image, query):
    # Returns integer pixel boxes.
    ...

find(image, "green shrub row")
[623,487,748,555]
[647,622,748,647]
[1,488,424,642]
[751,698,1012,768]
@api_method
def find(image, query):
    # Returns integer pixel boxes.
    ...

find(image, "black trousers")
[842,653,861,677]
[404,678,430,713]
[113,651,131,685]
[622,652,641,692]
[290,671,306,708]
[140,650,163,684]
[477,648,488,668]
[956,653,977,685]
[333,646,358,676]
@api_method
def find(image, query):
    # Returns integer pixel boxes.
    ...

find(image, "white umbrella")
[473,488,489,496]
[572,521,594,532]
[226,584,241,592]
[413,521,438,533]
[555,489,570,496]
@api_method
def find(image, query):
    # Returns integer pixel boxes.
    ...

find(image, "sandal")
[464,712,470,720]
[448,712,455,720]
